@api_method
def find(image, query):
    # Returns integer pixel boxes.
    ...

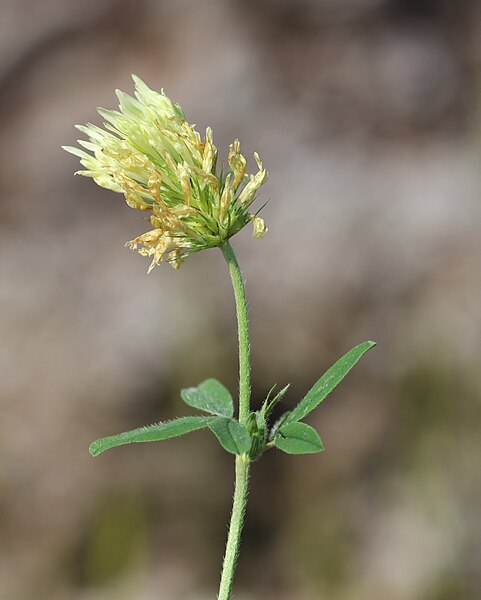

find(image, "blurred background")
[1,0,481,598]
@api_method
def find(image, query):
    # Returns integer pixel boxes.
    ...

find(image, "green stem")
[217,241,252,600]
[217,454,250,600]
[221,241,251,424]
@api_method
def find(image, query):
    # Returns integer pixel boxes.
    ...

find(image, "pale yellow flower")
[252,216,268,238]
[63,76,268,270]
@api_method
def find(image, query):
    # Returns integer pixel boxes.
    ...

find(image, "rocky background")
[1,0,481,598]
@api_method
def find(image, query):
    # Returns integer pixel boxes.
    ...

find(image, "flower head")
[63,76,268,270]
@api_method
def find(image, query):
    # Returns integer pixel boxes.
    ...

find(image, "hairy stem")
[218,241,252,600]
[221,241,251,424]
[217,454,250,600]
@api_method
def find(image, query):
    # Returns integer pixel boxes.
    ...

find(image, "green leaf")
[180,378,234,417]
[89,416,216,457]
[208,418,251,455]
[274,422,324,454]
[286,341,376,424]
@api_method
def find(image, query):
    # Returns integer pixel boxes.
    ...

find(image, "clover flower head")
[63,75,268,270]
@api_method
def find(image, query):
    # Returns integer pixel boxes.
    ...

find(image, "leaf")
[208,418,251,455]
[180,378,234,417]
[89,416,216,457]
[274,422,324,455]
[286,341,376,425]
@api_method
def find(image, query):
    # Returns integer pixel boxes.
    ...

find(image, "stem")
[221,241,251,424]
[217,455,250,600]
[217,241,252,600]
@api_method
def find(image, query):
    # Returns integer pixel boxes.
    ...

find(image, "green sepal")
[260,384,277,413]
[286,341,376,425]
[208,417,251,455]
[180,378,234,417]
[274,422,324,455]
[269,411,292,441]
[261,383,291,418]
[89,416,217,457]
